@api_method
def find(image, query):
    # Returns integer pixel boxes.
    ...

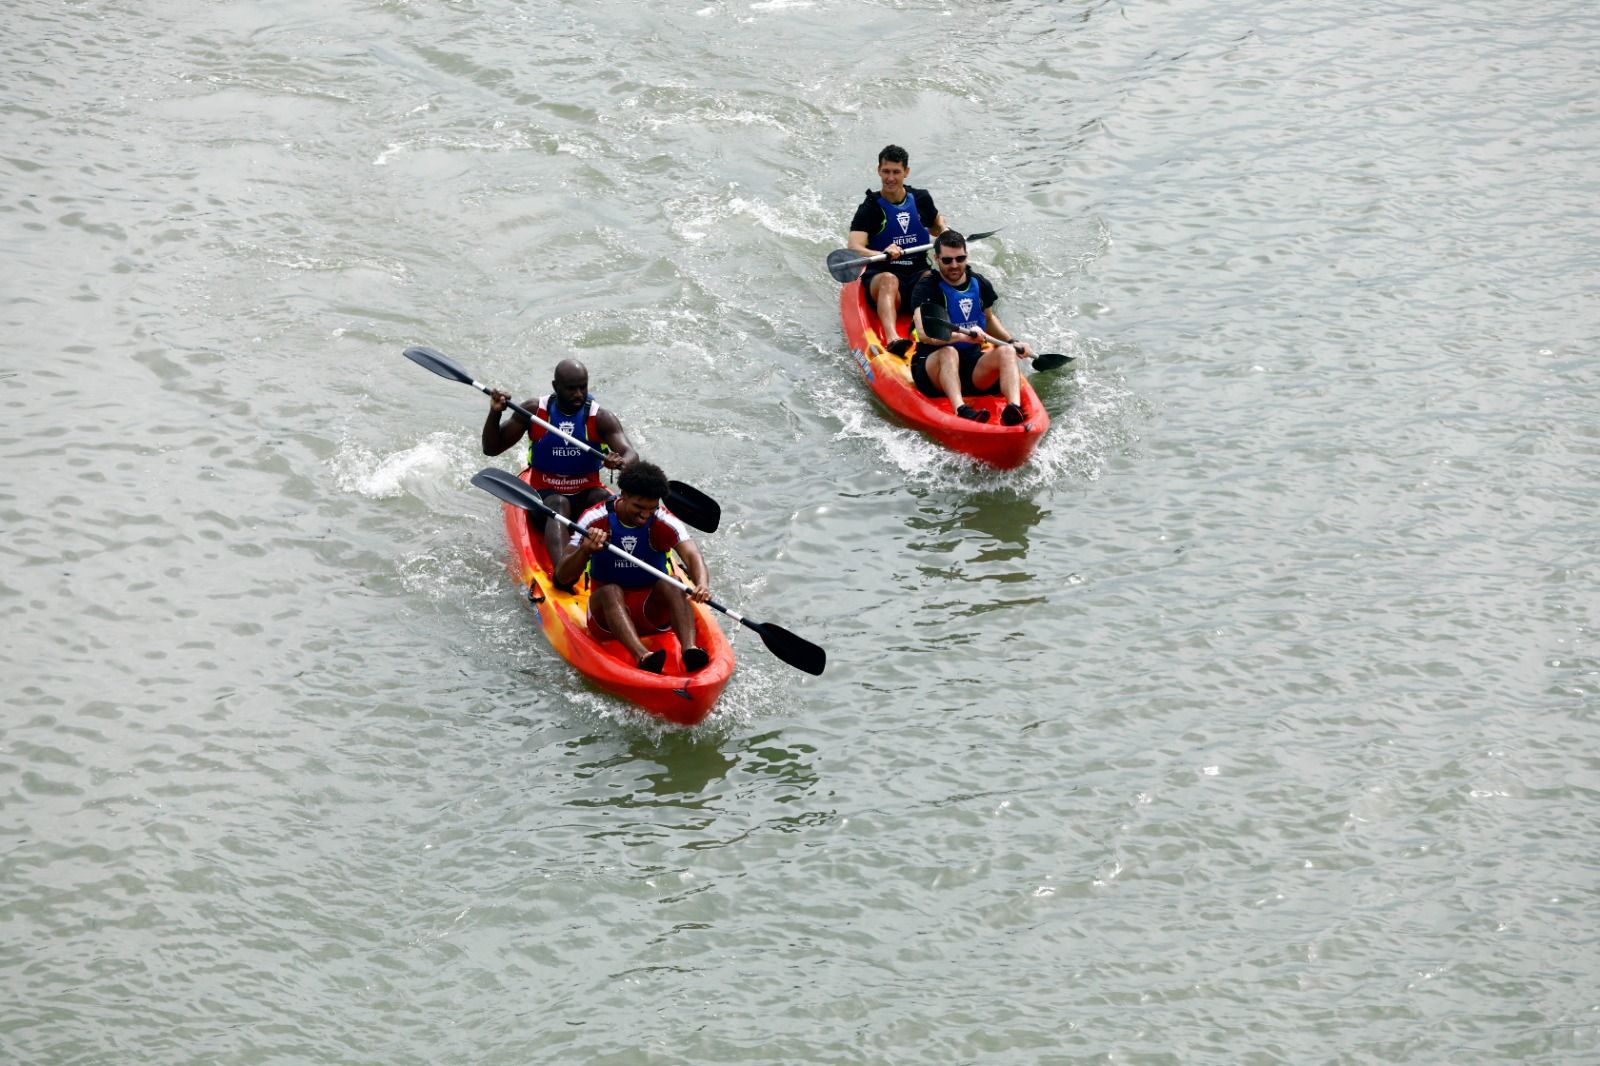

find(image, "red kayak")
[499,469,734,726]
[838,279,1049,469]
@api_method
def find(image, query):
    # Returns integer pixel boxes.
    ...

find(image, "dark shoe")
[682,647,709,673]
[956,404,990,423]
[885,338,913,357]
[1000,402,1025,426]
[637,649,667,674]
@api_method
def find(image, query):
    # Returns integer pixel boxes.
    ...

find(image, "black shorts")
[861,264,921,310]
[911,344,998,399]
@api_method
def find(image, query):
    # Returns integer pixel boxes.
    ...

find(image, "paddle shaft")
[405,346,722,533]
[496,474,759,627]
[853,238,935,269]
[891,320,1069,371]
[475,383,608,463]
[835,228,1000,273]
[404,346,603,458]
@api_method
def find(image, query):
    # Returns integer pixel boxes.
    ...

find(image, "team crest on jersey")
[621,535,639,554]
[560,420,576,434]
[896,211,910,234]
[959,297,974,318]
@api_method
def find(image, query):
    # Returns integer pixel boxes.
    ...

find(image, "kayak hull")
[500,469,734,725]
[838,279,1049,468]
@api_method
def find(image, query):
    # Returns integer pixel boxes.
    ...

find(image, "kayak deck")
[838,279,1049,469]
[500,469,734,725]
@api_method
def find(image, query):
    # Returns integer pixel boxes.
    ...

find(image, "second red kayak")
[838,279,1049,469]
[499,469,734,726]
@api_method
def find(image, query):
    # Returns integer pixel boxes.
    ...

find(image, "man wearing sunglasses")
[907,231,1033,425]
[846,144,947,345]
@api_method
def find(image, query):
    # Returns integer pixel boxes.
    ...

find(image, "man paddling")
[908,230,1033,425]
[555,461,713,675]
[483,359,638,564]
[847,144,947,345]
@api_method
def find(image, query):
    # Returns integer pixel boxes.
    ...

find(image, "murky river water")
[3,1,1597,1062]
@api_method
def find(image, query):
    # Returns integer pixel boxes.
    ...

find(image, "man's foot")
[1000,402,1026,426]
[885,338,913,357]
[956,404,991,423]
[682,647,709,673]
[637,649,667,674]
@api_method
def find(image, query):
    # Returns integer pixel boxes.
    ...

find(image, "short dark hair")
[878,144,909,167]
[617,459,669,501]
[935,230,966,252]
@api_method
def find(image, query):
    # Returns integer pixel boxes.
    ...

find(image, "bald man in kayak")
[483,358,638,565]
[847,143,947,345]
[555,460,713,675]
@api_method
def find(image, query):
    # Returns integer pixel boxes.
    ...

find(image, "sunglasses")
[938,254,967,264]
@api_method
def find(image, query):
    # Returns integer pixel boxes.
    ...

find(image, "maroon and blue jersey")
[528,393,605,494]
[570,499,691,589]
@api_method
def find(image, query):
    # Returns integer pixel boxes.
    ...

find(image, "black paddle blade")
[471,467,555,520]
[1031,352,1075,372]
[748,619,826,676]
[826,248,867,283]
[667,480,721,534]
[966,228,1001,242]
[921,301,954,342]
[403,345,475,385]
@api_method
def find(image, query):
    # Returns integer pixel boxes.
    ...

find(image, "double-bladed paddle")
[900,302,1075,372]
[471,467,826,677]
[825,228,1003,283]
[404,345,721,533]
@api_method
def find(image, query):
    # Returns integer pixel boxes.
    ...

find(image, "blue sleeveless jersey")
[938,275,988,333]
[583,500,681,590]
[528,393,604,493]
[868,191,931,267]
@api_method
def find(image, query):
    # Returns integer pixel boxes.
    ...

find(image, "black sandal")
[1000,402,1026,426]
[956,404,991,423]
[682,647,709,673]
[637,649,667,674]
